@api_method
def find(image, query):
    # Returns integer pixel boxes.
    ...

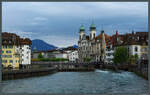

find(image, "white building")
[114,31,148,61]
[68,50,78,62]
[19,38,32,68]
[106,45,114,64]
[126,45,141,58]
[20,45,31,65]
[54,51,68,59]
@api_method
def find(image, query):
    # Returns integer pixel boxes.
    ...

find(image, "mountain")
[31,39,57,51]
[72,45,78,48]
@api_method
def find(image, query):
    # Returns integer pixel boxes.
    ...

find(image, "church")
[78,23,109,62]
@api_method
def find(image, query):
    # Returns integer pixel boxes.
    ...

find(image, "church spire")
[90,20,96,31]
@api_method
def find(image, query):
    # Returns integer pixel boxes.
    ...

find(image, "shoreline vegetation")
[32,58,68,62]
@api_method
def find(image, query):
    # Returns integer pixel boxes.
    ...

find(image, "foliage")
[113,46,128,64]
[32,58,68,62]
[38,53,43,59]
[31,59,40,61]
[128,54,138,64]
[83,57,91,62]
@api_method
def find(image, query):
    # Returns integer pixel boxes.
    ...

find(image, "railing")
[31,61,104,66]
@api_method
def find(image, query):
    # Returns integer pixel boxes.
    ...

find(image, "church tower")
[79,25,85,40]
[101,29,106,63]
[90,23,96,40]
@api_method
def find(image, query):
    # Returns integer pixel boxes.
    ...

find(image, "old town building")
[78,23,107,62]
[2,32,32,69]
[114,31,148,60]
[78,22,148,63]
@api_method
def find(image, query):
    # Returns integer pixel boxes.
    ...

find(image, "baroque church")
[78,23,108,62]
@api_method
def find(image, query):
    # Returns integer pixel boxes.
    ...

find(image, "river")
[1,69,148,94]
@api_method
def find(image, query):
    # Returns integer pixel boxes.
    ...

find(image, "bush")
[83,57,91,62]
[113,46,128,64]
[32,58,69,62]
[38,53,43,59]
[31,59,40,61]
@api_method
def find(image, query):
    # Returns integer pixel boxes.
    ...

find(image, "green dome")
[101,29,104,33]
[79,25,85,31]
[90,24,96,30]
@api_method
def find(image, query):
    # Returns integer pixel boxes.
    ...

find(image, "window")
[94,33,96,38]
[3,45,7,49]
[16,60,19,63]
[9,60,13,63]
[2,60,7,63]
[6,51,11,53]
[135,46,138,52]
[8,45,13,49]
[8,55,12,58]
[129,36,132,40]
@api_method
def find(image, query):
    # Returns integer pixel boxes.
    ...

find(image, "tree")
[113,46,128,65]
[128,54,138,64]
[38,53,43,59]
[83,57,91,62]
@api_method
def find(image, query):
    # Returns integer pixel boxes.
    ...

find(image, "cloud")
[3,29,37,39]
[2,2,148,19]
[2,2,148,47]
[33,17,47,21]
[38,35,78,47]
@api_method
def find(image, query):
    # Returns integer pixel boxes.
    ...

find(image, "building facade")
[68,50,78,62]
[2,32,32,69]
[78,23,148,64]
[114,31,148,61]
[78,24,107,62]
[32,46,78,62]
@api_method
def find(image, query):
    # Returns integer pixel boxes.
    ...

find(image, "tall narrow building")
[101,29,106,63]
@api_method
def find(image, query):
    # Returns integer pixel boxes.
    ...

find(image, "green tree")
[38,53,43,59]
[128,54,138,64]
[83,57,91,62]
[113,46,128,64]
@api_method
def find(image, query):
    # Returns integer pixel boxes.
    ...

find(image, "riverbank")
[99,64,148,80]
[128,68,148,80]
[2,67,57,80]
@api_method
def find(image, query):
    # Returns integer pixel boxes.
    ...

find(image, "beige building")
[78,23,108,62]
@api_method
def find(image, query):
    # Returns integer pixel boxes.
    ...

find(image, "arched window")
[90,33,91,38]
[93,33,96,38]
[135,46,138,52]
[79,35,81,40]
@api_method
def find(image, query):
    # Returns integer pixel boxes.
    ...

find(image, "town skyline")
[2,2,148,47]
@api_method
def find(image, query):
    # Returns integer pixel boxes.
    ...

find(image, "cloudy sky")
[2,2,148,47]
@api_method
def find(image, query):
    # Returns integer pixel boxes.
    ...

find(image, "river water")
[1,69,148,94]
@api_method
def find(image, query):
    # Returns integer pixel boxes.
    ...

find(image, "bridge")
[31,61,119,71]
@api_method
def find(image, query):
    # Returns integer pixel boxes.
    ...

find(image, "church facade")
[78,23,108,62]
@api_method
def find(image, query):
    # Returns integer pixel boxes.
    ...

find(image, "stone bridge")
[31,61,105,71]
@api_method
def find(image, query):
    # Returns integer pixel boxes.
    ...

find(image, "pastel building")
[2,32,32,69]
